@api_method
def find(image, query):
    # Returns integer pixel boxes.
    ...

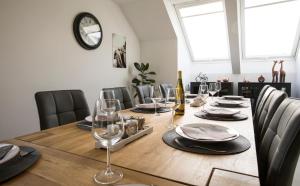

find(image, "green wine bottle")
[175,71,185,115]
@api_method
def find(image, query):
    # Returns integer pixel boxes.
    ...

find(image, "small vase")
[258,75,265,83]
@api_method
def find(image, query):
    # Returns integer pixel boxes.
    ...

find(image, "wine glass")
[208,83,218,101]
[166,88,180,129]
[216,82,222,97]
[150,85,163,116]
[100,90,115,100]
[198,84,209,111]
[92,98,124,184]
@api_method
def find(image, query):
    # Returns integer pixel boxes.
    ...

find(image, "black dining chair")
[253,87,276,139]
[255,90,287,148]
[254,85,271,115]
[258,98,300,186]
[102,87,133,110]
[35,90,90,130]
[136,85,153,104]
[160,83,174,98]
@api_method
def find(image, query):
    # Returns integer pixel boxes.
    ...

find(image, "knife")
[0,145,14,160]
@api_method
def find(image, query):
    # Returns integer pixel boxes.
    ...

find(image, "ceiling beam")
[224,0,241,74]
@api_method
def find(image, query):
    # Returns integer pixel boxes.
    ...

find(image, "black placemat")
[0,146,40,183]
[162,129,251,155]
[130,107,171,114]
[194,111,248,121]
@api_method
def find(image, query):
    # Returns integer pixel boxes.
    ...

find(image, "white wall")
[140,39,177,85]
[0,0,140,140]
[295,51,300,97]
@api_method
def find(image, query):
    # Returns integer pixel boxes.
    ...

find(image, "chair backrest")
[35,90,90,130]
[136,85,153,104]
[254,85,271,115]
[253,86,276,125]
[102,87,133,110]
[258,90,287,143]
[160,83,174,98]
[259,98,300,186]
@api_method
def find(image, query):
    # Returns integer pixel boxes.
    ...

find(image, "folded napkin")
[0,145,13,160]
[180,126,235,140]
[190,97,206,107]
[203,108,240,117]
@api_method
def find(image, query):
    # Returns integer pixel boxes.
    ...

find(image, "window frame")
[175,0,231,62]
[240,0,300,61]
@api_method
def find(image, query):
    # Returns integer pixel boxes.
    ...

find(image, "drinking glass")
[198,84,209,111]
[92,98,124,184]
[150,85,163,116]
[166,88,180,129]
[100,90,115,100]
[208,83,218,101]
[216,82,222,97]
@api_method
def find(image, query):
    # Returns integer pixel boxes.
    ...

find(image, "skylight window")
[242,0,300,59]
[176,1,230,61]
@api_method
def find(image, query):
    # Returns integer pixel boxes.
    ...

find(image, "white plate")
[222,95,244,100]
[176,123,239,143]
[0,144,20,164]
[203,108,240,117]
[136,103,161,109]
[216,100,243,107]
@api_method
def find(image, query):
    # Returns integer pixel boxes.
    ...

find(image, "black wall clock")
[73,12,103,50]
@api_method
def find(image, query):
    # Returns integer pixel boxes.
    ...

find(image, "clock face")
[73,12,103,50]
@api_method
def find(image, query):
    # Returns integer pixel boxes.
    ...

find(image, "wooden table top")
[13,99,258,186]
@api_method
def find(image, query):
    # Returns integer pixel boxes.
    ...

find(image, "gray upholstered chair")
[160,83,174,98]
[258,98,300,186]
[253,87,276,137]
[255,90,287,148]
[254,85,271,114]
[35,90,90,130]
[136,85,153,104]
[102,87,133,110]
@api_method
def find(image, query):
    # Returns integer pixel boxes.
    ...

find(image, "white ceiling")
[113,0,176,41]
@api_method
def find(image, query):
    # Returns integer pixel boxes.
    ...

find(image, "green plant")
[131,62,156,97]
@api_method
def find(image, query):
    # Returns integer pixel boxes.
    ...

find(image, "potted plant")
[131,62,156,97]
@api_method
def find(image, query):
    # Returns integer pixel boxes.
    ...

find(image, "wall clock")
[73,12,103,50]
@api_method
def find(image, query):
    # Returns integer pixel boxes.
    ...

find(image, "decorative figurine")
[258,75,265,83]
[272,60,279,83]
[279,60,286,83]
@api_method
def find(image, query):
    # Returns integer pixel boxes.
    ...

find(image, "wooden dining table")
[3,99,260,186]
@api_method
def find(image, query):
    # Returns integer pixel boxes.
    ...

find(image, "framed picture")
[112,33,126,68]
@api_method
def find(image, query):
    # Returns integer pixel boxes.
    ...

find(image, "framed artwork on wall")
[112,33,126,68]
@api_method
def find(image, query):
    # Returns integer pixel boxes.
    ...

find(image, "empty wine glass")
[216,82,222,97]
[209,82,218,101]
[100,90,115,100]
[166,88,180,129]
[92,98,124,184]
[150,85,163,116]
[198,84,209,111]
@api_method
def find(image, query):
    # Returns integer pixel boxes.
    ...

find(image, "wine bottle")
[175,71,185,115]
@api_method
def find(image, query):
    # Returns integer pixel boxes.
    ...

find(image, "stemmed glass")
[92,98,124,184]
[166,88,180,129]
[100,90,115,100]
[198,84,209,111]
[150,85,163,116]
[216,82,222,97]
[208,82,218,101]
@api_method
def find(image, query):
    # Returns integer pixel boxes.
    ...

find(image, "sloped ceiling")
[114,0,176,41]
